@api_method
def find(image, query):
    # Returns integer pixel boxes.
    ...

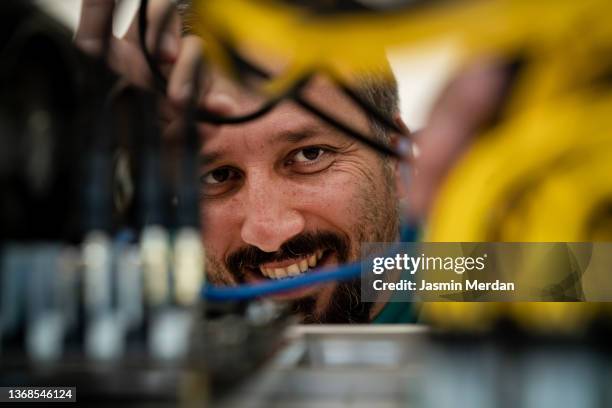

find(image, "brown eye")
[287,146,336,175]
[199,167,242,198]
[201,168,235,185]
[294,147,324,163]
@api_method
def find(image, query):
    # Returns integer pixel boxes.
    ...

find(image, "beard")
[205,161,399,323]
[291,278,371,323]
[225,229,371,323]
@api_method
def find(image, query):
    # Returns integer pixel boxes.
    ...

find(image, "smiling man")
[196,72,404,322]
[76,0,407,323]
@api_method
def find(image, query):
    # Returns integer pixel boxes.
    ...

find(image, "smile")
[258,250,325,279]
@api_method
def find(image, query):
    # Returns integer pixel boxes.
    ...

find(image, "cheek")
[199,198,242,256]
[294,163,376,229]
[302,158,396,246]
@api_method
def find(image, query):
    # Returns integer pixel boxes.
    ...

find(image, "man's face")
[196,73,400,322]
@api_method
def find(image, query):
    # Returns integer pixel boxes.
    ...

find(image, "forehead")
[198,74,372,158]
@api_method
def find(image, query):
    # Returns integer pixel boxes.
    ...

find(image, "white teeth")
[287,263,301,276]
[260,252,326,279]
[259,266,269,277]
[274,268,287,279]
[307,254,317,267]
[262,266,274,278]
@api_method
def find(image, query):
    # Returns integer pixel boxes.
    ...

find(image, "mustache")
[226,231,350,278]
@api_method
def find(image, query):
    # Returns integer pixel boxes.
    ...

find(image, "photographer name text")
[370,254,515,292]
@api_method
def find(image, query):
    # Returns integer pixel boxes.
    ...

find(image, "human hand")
[74,0,204,109]
[407,61,509,222]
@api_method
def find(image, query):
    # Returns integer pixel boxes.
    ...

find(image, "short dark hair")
[354,71,400,146]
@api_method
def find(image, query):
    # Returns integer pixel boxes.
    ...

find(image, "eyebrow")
[199,124,328,166]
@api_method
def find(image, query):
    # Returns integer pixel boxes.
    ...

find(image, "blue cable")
[203,261,361,301]
[201,222,418,301]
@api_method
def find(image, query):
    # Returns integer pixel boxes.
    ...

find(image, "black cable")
[83,98,115,233]
[227,47,408,139]
[138,0,290,125]
[138,0,168,92]
[176,57,203,228]
[137,0,405,158]
[98,0,116,64]
[294,96,401,159]
[336,79,405,135]
[228,51,405,159]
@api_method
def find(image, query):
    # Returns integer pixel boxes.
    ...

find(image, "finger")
[407,62,507,221]
[108,39,154,88]
[75,0,115,57]
[166,35,206,108]
[124,0,181,64]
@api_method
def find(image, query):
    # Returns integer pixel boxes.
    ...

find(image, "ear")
[390,112,411,204]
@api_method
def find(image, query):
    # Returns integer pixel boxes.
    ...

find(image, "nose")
[239,173,305,253]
